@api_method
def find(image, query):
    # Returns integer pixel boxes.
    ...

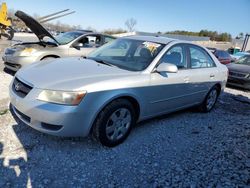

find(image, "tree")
[125,18,137,32]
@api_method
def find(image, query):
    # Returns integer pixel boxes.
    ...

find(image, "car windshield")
[234,52,249,57]
[236,55,250,65]
[47,31,83,45]
[87,38,165,71]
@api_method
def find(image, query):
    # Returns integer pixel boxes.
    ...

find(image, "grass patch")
[0,109,8,115]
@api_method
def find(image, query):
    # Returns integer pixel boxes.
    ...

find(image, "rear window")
[215,50,230,58]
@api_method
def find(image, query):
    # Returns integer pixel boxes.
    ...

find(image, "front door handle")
[184,77,190,83]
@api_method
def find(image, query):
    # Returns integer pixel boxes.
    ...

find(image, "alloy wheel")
[105,108,132,141]
[206,89,217,111]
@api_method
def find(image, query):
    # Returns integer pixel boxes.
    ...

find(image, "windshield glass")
[237,55,250,65]
[47,31,83,45]
[87,38,164,71]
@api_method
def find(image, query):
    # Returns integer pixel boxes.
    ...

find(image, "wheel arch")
[98,94,141,121]
[40,54,60,60]
[213,82,222,95]
[89,94,141,134]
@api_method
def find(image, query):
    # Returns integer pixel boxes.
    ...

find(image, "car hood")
[16,57,138,91]
[226,63,250,74]
[15,11,59,44]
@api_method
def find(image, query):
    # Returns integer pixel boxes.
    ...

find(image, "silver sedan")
[9,36,228,147]
[3,11,115,71]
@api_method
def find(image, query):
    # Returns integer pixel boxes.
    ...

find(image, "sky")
[5,0,250,37]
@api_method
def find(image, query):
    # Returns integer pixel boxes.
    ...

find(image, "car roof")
[65,31,115,38]
[123,35,175,44]
[69,30,92,34]
[75,29,94,33]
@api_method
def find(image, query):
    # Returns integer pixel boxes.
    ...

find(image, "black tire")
[7,27,14,40]
[199,86,219,112]
[92,99,136,147]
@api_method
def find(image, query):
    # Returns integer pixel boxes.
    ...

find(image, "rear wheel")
[92,99,136,147]
[199,86,219,112]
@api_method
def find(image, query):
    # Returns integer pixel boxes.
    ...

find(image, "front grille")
[12,77,33,98]
[5,48,16,55]
[14,107,31,123]
[229,71,248,78]
[4,62,21,69]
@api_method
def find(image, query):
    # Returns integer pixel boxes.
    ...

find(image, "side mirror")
[156,63,178,73]
[73,43,83,50]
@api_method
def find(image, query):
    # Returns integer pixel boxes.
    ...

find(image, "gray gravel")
[0,87,249,187]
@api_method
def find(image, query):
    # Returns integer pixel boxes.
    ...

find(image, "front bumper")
[227,76,250,89]
[9,81,94,137]
[3,55,39,71]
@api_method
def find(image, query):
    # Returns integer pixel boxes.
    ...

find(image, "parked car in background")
[9,36,228,147]
[230,51,250,61]
[227,55,250,89]
[3,11,115,71]
[212,49,233,64]
[227,47,240,55]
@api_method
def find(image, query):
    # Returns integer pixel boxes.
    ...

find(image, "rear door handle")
[210,74,215,78]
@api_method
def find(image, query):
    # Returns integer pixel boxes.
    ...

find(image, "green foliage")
[0,109,8,116]
[165,30,232,42]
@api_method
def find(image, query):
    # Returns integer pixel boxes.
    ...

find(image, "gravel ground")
[0,73,12,109]
[0,34,37,111]
[0,87,249,187]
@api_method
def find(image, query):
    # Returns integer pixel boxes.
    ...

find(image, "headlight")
[19,48,37,56]
[37,90,86,105]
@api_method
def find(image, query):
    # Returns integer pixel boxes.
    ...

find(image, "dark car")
[226,55,250,89]
[213,49,233,64]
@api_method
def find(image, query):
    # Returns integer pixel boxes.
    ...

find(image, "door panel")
[68,46,96,57]
[188,44,219,103]
[145,44,198,116]
[187,68,218,103]
[147,70,197,116]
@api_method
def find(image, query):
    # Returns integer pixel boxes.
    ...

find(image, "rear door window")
[189,45,216,68]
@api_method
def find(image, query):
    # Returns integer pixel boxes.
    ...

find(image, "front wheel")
[7,27,14,40]
[199,86,219,112]
[92,99,136,147]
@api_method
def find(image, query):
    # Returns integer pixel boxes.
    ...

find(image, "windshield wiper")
[82,57,119,68]
[89,58,116,67]
[95,59,113,67]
